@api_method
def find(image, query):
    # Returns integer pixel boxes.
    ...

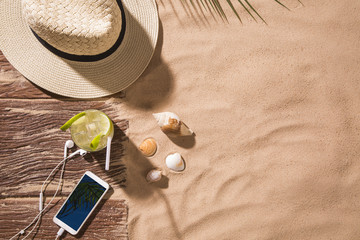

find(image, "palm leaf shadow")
[181,0,301,24]
[58,182,104,218]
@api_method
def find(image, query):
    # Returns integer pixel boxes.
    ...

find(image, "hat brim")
[0,0,159,98]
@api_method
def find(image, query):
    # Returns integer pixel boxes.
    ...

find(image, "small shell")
[165,153,185,172]
[139,138,157,157]
[153,112,193,137]
[146,169,162,183]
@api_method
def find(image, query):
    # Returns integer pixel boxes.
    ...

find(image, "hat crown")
[23,0,122,56]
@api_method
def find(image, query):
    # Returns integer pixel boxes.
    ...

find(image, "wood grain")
[1,49,130,238]
[0,99,129,197]
[0,50,17,73]
[0,51,125,99]
[0,198,128,239]
[0,78,53,99]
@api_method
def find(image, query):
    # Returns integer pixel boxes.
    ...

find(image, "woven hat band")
[0,0,159,98]
[22,0,123,56]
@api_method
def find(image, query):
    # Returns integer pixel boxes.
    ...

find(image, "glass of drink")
[60,109,114,170]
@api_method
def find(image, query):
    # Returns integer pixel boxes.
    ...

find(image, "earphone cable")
[8,153,73,240]
[20,159,67,240]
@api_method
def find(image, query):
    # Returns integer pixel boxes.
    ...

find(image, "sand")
[112,0,360,239]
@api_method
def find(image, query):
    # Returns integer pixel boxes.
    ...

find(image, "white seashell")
[146,169,162,183]
[139,138,157,157]
[153,112,193,137]
[165,153,185,172]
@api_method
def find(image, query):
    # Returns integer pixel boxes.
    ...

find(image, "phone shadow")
[72,188,115,239]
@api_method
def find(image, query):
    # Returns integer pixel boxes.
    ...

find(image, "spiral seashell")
[139,138,157,157]
[165,152,185,172]
[153,112,193,137]
[146,169,162,183]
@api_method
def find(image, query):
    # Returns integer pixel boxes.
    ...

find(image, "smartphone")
[53,171,109,235]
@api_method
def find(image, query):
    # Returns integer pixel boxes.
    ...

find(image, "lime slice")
[70,110,114,152]
[90,133,104,150]
[88,113,113,151]
[60,112,86,131]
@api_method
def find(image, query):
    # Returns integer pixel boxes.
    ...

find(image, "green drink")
[60,110,114,170]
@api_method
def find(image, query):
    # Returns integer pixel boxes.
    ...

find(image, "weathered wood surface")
[0,99,128,197]
[0,198,128,239]
[0,51,129,239]
[0,51,125,99]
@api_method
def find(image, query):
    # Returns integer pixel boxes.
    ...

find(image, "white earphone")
[105,136,113,171]
[64,140,74,157]
[40,141,86,210]
[67,148,87,158]
[10,141,87,240]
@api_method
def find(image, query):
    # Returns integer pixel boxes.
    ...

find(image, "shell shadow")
[167,134,196,149]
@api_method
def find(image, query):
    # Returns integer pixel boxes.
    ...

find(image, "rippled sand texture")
[118,0,360,239]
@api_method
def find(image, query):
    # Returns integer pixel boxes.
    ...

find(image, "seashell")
[165,153,185,172]
[153,112,193,137]
[139,138,157,157]
[146,169,162,183]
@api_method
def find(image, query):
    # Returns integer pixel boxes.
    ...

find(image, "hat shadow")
[122,19,173,110]
[63,4,173,106]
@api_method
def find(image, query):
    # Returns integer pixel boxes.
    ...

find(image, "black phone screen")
[55,174,106,231]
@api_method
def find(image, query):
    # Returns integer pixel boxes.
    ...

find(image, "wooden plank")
[0,99,129,197]
[0,50,17,73]
[0,198,128,239]
[0,78,55,99]
[0,78,125,99]
[1,50,130,239]
[0,51,125,99]
[0,51,125,100]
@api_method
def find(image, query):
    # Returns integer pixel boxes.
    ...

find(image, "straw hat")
[0,0,159,98]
